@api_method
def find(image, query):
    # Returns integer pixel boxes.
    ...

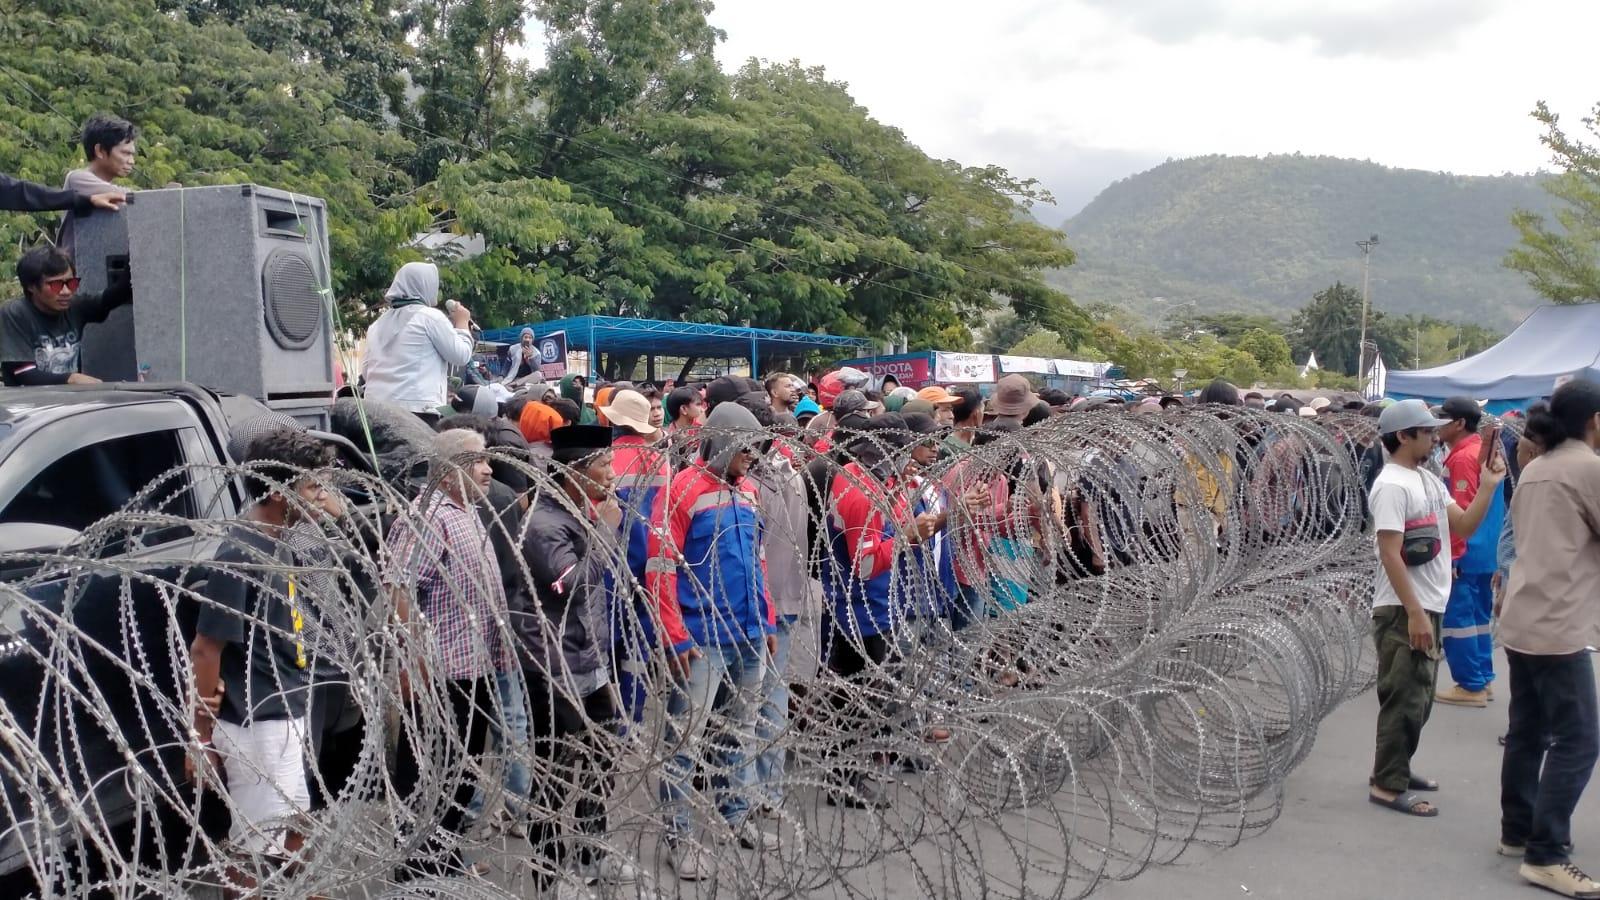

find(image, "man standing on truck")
[187,427,333,892]
[56,113,138,256]
[0,246,129,386]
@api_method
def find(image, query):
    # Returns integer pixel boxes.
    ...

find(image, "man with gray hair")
[385,427,511,879]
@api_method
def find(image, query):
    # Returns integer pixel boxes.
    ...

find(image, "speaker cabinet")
[76,184,335,402]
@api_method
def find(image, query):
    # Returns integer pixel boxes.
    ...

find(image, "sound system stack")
[75,184,337,429]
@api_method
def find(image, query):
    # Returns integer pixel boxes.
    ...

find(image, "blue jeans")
[756,617,796,806]
[1443,572,1495,691]
[468,669,532,819]
[658,641,766,837]
[1501,650,1599,866]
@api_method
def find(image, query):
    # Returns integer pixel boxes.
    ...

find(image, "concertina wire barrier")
[0,405,1380,899]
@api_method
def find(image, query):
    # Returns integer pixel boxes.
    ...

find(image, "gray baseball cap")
[1378,398,1449,435]
[832,389,881,419]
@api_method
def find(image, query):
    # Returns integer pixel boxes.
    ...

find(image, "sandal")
[1369,790,1438,817]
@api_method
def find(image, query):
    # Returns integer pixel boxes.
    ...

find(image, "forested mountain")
[1053,155,1556,329]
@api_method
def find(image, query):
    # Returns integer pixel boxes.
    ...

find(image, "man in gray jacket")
[751,412,818,815]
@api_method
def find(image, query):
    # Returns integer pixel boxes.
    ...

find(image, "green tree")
[1376,315,1500,369]
[1164,310,1283,343]
[1234,327,1293,372]
[159,0,415,125]
[977,309,1034,353]
[1007,328,1071,359]
[1506,100,1600,304]
[0,0,421,310]
[1287,282,1405,376]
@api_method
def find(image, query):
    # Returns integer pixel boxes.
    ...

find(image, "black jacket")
[508,491,611,685]
[0,173,98,214]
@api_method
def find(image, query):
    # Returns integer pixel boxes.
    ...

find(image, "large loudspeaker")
[77,185,335,405]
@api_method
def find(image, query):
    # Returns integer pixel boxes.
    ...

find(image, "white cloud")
[707,0,1599,217]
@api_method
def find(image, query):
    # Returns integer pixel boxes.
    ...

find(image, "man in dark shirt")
[188,427,333,887]
[0,246,130,386]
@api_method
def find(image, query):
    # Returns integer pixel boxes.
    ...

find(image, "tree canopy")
[0,0,1082,351]
[1506,100,1600,305]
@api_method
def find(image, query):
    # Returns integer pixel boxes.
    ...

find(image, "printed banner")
[538,330,568,379]
[851,356,933,387]
[1052,358,1107,379]
[997,355,1052,375]
[934,352,996,384]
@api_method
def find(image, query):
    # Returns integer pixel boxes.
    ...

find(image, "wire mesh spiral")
[0,404,1379,898]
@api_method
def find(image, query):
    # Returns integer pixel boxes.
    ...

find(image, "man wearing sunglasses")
[1,246,131,386]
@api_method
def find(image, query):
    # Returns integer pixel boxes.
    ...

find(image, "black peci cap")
[550,424,612,454]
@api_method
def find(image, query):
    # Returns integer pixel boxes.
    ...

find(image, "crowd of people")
[2,118,1594,899]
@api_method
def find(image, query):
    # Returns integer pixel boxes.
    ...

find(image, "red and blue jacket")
[610,434,689,653]
[824,462,911,639]
[655,462,774,650]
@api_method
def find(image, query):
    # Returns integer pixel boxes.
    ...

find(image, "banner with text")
[934,352,996,384]
[538,330,568,379]
[851,356,933,387]
[997,355,1053,375]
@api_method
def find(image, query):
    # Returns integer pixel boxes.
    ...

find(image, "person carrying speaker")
[360,261,473,425]
[0,246,130,386]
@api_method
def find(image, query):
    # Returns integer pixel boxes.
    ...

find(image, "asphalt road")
[1090,650,1600,900]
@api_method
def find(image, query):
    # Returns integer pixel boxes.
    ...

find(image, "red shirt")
[1444,432,1481,561]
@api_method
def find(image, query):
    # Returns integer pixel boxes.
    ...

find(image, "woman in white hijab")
[361,262,474,421]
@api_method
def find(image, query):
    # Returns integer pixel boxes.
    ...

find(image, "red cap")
[817,372,846,409]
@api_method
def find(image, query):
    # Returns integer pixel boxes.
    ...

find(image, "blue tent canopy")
[1385,305,1600,413]
[481,315,874,377]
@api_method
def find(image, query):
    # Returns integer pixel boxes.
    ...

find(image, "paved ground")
[337,649,1595,899]
[1092,651,1600,900]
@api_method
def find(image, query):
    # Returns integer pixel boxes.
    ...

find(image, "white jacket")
[361,305,473,412]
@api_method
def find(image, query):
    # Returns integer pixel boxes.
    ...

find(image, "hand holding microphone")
[444,298,477,331]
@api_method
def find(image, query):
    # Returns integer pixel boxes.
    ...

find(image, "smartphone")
[1486,424,1503,467]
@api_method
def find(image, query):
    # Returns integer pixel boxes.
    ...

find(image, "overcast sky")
[694,0,1597,225]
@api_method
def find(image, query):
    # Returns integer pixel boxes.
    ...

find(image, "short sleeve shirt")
[56,168,124,254]
[0,297,96,378]
[1369,464,1452,614]
[194,526,311,725]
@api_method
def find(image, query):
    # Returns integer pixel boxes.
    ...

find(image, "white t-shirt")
[1369,463,1452,613]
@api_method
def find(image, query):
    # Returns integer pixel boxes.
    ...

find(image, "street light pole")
[1355,234,1379,390]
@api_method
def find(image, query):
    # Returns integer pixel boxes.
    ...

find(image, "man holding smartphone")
[1367,400,1506,817]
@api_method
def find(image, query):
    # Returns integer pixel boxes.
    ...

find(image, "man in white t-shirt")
[1367,399,1506,817]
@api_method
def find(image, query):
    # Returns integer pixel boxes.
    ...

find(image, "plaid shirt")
[385,492,508,680]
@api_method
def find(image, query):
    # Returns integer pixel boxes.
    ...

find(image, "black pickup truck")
[0,383,377,891]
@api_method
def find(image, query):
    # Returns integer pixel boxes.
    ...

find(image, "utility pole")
[1355,234,1380,384]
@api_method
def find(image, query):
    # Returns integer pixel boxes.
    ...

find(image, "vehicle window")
[0,430,196,532]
